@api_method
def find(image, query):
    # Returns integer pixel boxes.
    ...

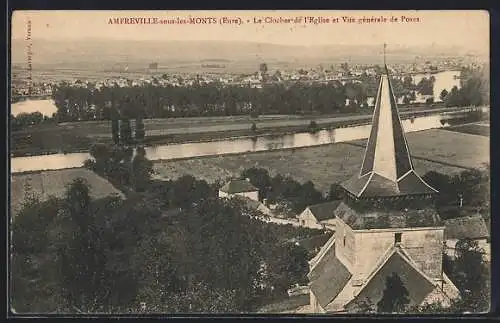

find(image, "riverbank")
[12,126,489,196]
[11,106,485,158]
[150,127,488,194]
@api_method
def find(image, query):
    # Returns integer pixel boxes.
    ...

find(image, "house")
[298,201,342,230]
[218,178,259,201]
[444,215,490,262]
[306,64,460,314]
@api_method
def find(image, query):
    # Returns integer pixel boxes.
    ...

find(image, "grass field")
[443,123,490,137]
[350,128,489,170]
[11,168,125,216]
[153,128,489,194]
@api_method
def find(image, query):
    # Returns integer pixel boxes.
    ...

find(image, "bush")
[308,120,319,133]
[251,122,257,132]
[135,118,145,141]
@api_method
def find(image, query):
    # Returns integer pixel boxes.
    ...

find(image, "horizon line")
[10,37,476,49]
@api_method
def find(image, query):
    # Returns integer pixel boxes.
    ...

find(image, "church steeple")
[341,49,437,199]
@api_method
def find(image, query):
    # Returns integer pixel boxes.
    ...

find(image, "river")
[413,70,461,102]
[10,108,487,173]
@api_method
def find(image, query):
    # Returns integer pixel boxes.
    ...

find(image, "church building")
[307,64,460,313]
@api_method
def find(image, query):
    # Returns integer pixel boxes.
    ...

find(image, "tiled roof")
[444,215,490,240]
[341,66,437,199]
[308,200,342,221]
[219,179,258,194]
[308,242,352,309]
[334,202,443,230]
[345,247,437,312]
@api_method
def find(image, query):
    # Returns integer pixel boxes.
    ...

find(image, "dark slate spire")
[341,62,437,199]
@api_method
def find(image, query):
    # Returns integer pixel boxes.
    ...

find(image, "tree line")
[422,167,490,218]
[50,73,437,123]
[11,67,487,131]
[240,167,326,215]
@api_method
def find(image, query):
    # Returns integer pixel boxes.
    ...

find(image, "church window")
[395,233,402,244]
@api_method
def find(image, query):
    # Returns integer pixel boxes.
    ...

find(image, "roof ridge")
[309,236,336,273]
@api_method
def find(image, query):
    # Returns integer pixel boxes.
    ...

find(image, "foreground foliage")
[11,176,314,314]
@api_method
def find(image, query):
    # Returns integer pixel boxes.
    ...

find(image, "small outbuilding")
[219,178,259,201]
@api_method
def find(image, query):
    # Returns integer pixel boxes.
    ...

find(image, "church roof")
[308,242,352,309]
[308,240,448,312]
[334,202,443,230]
[307,200,342,221]
[345,246,437,312]
[219,179,258,194]
[341,66,437,199]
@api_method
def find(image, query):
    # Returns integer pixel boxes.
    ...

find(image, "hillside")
[11,39,479,70]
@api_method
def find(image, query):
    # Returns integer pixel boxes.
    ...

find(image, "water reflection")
[11,110,485,173]
[412,70,461,102]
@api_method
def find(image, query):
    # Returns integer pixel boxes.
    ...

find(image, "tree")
[328,183,344,201]
[131,147,153,192]
[350,297,376,313]
[308,120,319,133]
[264,243,309,298]
[409,91,416,102]
[416,77,434,96]
[259,63,268,83]
[440,89,449,102]
[451,238,489,312]
[56,178,111,311]
[445,86,462,107]
[135,116,145,141]
[11,196,70,313]
[259,63,268,74]
[110,106,120,144]
[137,282,239,313]
[241,168,272,200]
[403,76,414,89]
[120,118,132,145]
[377,272,410,313]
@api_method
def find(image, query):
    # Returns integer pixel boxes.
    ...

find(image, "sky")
[11,10,489,51]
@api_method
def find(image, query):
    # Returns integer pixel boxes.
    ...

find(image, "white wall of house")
[298,208,323,229]
[218,190,259,201]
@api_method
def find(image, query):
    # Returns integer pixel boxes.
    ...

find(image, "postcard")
[10,10,490,315]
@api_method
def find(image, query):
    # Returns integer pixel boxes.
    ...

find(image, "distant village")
[11,54,481,101]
